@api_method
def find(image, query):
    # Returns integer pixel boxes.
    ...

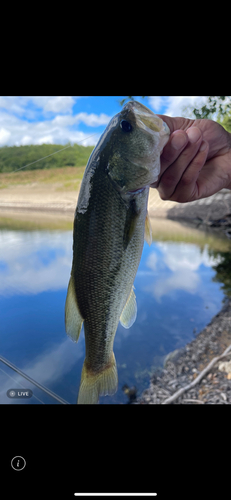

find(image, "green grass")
[0,215,73,231]
[0,143,94,173]
[0,165,86,190]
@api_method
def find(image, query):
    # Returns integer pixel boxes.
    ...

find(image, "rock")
[218,361,231,373]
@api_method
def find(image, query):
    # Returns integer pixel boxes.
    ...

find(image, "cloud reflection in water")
[0,230,72,296]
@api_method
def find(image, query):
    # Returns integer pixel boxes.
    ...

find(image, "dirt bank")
[0,184,78,214]
[0,180,178,217]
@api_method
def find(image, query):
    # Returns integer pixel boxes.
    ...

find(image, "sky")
[0,96,207,148]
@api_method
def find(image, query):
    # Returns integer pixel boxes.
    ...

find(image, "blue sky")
[0,96,206,148]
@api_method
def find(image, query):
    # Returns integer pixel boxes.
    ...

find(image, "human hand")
[151,116,231,202]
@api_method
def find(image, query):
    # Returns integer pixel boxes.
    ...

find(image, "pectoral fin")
[144,212,152,246]
[120,286,137,329]
[65,275,83,342]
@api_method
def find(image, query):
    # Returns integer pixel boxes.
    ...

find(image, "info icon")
[11,456,26,471]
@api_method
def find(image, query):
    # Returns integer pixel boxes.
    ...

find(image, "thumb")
[157,114,194,134]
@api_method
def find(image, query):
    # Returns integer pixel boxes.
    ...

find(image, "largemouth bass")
[65,100,170,404]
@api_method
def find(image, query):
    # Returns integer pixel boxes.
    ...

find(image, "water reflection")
[209,250,231,297]
[0,230,72,295]
[142,242,221,302]
[0,218,230,404]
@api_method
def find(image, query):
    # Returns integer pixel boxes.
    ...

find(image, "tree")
[120,95,231,119]
[217,114,231,133]
[192,96,231,119]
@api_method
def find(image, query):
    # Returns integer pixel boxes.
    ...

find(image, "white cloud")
[0,111,99,147]
[68,131,101,146]
[0,127,11,145]
[164,96,207,117]
[42,96,75,114]
[0,96,216,149]
[148,96,170,113]
[36,135,54,145]
[0,96,31,115]
[74,112,111,127]
[51,112,111,128]
[0,97,110,147]
[52,114,76,127]
[148,96,208,118]
[7,96,76,115]
[21,135,33,145]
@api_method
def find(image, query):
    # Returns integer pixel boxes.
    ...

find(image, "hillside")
[0,143,94,173]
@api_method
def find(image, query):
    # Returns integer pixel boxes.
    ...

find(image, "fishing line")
[9,133,98,174]
[0,366,45,404]
[0,355,70,404]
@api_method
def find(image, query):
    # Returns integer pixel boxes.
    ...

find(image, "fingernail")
[171,132,187,150]
[187,127,201,143]
[199,140,207,152]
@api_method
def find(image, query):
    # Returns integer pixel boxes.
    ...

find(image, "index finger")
[150,130,189,187]
[157,114,193,134]
[161,130,189,167]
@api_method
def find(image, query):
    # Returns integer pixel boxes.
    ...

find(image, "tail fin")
[77,352,118,404]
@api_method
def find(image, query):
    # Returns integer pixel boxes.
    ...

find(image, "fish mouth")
[119,101,170,192]
[126,186,147,195]
[122,100,164,133]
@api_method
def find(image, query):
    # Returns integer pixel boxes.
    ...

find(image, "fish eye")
[120,120,133,133]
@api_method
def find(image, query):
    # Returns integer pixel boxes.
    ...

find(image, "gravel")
[136,297,231,404]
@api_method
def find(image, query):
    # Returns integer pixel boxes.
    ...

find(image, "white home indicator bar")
[74,494,157,497]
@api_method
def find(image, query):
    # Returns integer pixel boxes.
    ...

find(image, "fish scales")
[65,100,170,403]
[73,170,146,370]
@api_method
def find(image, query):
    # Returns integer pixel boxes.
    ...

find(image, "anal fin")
[65,275,83,342]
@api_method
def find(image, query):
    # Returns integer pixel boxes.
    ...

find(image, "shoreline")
[0,182,177,218]
[135,297,231,404]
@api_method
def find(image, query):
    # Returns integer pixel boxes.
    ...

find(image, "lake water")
[0,215,230,404]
